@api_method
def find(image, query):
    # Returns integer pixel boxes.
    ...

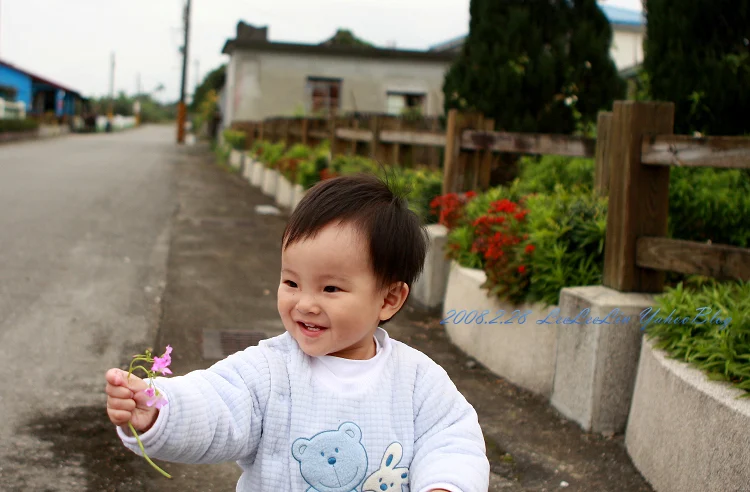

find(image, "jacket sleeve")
[409,361,490,492]
[116,345,272,465]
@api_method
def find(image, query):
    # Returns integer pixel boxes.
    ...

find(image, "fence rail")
[641,135,750,169]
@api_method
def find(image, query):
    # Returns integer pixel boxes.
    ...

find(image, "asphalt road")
[0,127,175,490]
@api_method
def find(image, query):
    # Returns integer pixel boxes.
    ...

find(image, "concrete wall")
[411,224,450,311]
[626,337,750,492]
[226,50,450,123]
[443,261,558,397]
[550,286,655,434]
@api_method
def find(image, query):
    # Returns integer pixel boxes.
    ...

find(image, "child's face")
[278,221,405,360]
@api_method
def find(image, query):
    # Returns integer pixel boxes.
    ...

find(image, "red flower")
[525,244,535,254]
[517,265,526,274]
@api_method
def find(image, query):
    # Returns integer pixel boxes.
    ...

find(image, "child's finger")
[107,394,136,412]
[105,383,134,400]
[107,408,133,427]
[105,368,148,392]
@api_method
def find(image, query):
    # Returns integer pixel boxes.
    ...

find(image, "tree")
[190,64,225,113]
[643,0,750,135]
[319,29,374,48]
[443,0,625,135]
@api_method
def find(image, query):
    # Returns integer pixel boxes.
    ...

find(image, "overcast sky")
[0,0,642,103]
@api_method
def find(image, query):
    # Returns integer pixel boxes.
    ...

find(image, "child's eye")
[323,286,340,293]
[284,280,298,288]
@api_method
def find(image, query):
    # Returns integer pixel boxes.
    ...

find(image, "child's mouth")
[298,321,327,333]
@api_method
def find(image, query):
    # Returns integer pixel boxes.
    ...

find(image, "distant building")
[220,22,456,127]
[429,3,646,73]
[0,58,86,119]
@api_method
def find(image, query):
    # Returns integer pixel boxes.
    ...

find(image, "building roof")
[0,58,83,96]
[429,2,645,52]
[222,22,457,63]
[600,4,645,27]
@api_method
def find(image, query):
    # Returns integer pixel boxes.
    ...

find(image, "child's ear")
[379,281,409,321]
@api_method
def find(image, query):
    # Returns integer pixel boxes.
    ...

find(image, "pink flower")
[148,394,168,409]
[143,386,168,409]
[151,345,173,375]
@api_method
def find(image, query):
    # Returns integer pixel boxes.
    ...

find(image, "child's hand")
[105,368,159,433]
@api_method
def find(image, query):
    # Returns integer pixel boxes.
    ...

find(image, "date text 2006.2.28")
[440,309,534,325]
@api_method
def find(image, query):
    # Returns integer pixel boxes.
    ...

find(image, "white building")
[220,23,455,128]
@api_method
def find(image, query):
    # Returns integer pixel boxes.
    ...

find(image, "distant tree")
[443,0,625,135]
[319,29,374,48]
[643,0,750,135]
[190,64,226,113]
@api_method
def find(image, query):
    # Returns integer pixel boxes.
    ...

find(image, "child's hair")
[282,173,429,317]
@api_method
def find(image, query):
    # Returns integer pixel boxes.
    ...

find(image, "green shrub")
[513,155,595,195]
[250,140,268,159]
[669,167,750,248]
[277,144,314,182]
[260,142,286,169]
[524,185,608,306]
[645,280,750,395]
[0,119,39,133]
[222,129,246,150]
[380,167,443,225]
[296,144,330,190]
[330,155,381,175]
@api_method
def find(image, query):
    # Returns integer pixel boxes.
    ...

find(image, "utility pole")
[176,0,191,143]
[108,52,115,123]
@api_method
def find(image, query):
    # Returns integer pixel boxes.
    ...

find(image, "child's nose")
[295,293,321,314]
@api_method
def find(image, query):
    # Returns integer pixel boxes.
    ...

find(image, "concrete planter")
[251,161,265,187]
[261,168,278,197]
[443,260,558,397]
[625,337,750,492]
[550,286,655,434]
[292,184,306,210]
[276,175,294,208]
[411,224,451,311]
[229,149,242,169]
[241,154,253,180]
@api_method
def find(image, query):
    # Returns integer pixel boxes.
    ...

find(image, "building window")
[306,77,341,115]
[387,91,426,116]
[0,85,17,101]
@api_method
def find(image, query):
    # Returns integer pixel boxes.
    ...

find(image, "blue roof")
[599,4,645,26]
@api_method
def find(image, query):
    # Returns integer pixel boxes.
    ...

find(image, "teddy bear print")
[292,422,369,492]
[361,442,409,492]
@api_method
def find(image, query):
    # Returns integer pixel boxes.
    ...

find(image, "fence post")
[282,118,290,147]
[478,117,495,191]
[594,111,613,196]
[442,109,460,194]
[602,101,675,293]
[392,118,402,166]
[301,118,309,146]
[369,116,382,161]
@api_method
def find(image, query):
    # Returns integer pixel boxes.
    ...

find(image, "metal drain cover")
[202,329,267,359]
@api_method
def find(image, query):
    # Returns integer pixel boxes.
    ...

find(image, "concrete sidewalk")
[91,143,654,491]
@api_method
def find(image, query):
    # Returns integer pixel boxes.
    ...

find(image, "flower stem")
[128,422,172,479]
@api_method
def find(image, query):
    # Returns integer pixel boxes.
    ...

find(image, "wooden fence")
[231,101,750,294]
[231,110,598,195]
[599,101,750,293]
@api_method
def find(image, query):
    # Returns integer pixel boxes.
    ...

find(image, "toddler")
[105,173,490,491]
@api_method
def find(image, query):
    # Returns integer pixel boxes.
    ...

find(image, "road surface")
[0,127,175,490]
